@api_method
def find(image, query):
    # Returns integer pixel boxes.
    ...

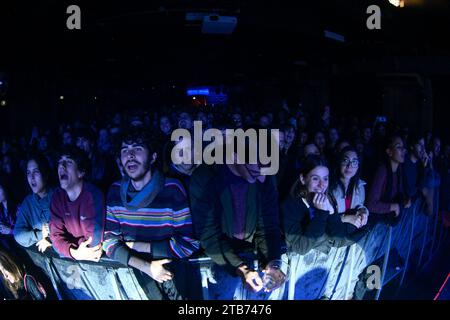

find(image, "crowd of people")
[0,103,449,300]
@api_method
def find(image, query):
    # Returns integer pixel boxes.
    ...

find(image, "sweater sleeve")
[13,201,42,247]
[281,196,329,255]
[151,184,200,259]
[367,166,392,214]
[103,205,132,265]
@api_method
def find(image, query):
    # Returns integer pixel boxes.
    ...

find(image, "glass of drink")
[262,259,290,292]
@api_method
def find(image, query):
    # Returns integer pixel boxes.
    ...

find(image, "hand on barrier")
[390,203,401,217]
[36,238,52,253]
[261,259,290,292]
[70,237,102,262]
[237,264,264,292]
[145,259,173,283]
[341,214,363,228]
[356,207,369,226]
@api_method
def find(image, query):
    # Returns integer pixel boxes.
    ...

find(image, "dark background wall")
[1,0,450,138]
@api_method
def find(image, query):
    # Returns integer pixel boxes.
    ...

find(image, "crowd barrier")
[4,187,448,300]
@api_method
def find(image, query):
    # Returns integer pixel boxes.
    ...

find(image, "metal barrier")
[6,187,448,300]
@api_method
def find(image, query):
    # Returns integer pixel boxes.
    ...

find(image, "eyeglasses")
[341,159,359,168]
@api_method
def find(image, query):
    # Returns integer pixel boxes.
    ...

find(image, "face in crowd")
[57,155,84,191]
[76,136,92,154]
[363,127,372,143]
[284,127,296,145]
[386,136,406,164]
[178,112,193,130]
[300,165,329,194]
[62,132,72,146]
[27,160,46,195]
[340,150,359,180]
[314,132,326,151]
[231,113,243,128]
[120,141,155,181]
[173,136,197,172]
[304,143,320,157]
[412,138,426,160]
[159,116,172,135]
[329,128,339,145]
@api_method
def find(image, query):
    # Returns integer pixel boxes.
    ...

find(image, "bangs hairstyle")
[57,146,90,176]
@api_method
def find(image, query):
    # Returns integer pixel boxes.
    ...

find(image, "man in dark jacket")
[190,159,282,295]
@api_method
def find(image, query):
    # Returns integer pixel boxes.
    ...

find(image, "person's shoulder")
[50,188,65,202]
[163,177,187,197]
[190,164,218,185]
[84,182,104,200]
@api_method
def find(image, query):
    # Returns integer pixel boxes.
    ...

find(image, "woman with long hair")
[367,135,411,224]
[281,155,363,256]
[329,146,369,230]
[13,152,54,252]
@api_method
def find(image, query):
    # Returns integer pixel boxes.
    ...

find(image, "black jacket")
[189,164,282,274]
[281,195,367,255]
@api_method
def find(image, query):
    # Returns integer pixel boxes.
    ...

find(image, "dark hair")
[291,155,329,199]
[57,146,90,176]
[407,133,424,152]
[118,127,155,155]
[73,127,95,142]
[330,146,361,199]
[25,152,52,185]
[385,134,403,150]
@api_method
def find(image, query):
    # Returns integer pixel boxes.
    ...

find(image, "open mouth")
[31,182,37,188]
[126,162,139,172]
[59,173,68,181]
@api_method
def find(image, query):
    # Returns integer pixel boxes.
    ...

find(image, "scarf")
[120,170,165,211]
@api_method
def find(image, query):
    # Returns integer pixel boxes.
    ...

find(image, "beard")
[125,160,151,182]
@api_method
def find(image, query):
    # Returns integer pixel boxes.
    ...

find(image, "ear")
[78,170,85,179]
[150,152,157,165]
[299,174,306,186]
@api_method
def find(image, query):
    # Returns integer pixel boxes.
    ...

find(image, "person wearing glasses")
[329,146,369,230]
[367,135,411,225]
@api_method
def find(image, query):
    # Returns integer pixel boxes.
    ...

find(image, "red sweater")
[50,182,105,259]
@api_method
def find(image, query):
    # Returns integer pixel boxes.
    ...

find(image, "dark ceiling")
[1,0,449,83]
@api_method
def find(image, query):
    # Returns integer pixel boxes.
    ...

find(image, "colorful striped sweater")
[103,171,200,265]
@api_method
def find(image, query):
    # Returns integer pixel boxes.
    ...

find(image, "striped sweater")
[103,171,200,265]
